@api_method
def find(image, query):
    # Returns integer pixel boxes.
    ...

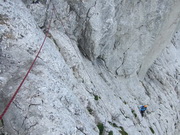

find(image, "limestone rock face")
[0,0,180,135]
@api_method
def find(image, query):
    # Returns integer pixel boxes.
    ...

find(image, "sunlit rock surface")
[0,0,180,135]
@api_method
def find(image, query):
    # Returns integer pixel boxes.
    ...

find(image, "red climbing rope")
[0,8,54,120]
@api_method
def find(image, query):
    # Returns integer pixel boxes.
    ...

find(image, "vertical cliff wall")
[0,0,180,135]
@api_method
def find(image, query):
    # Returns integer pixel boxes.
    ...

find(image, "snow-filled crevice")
[138,0,180,79]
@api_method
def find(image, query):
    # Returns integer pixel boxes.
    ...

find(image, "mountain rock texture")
[0,0,180,135]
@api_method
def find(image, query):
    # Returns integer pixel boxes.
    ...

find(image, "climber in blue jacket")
[140,105,148,117]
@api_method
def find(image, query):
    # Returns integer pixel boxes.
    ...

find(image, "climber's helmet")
[144,105,148,108]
